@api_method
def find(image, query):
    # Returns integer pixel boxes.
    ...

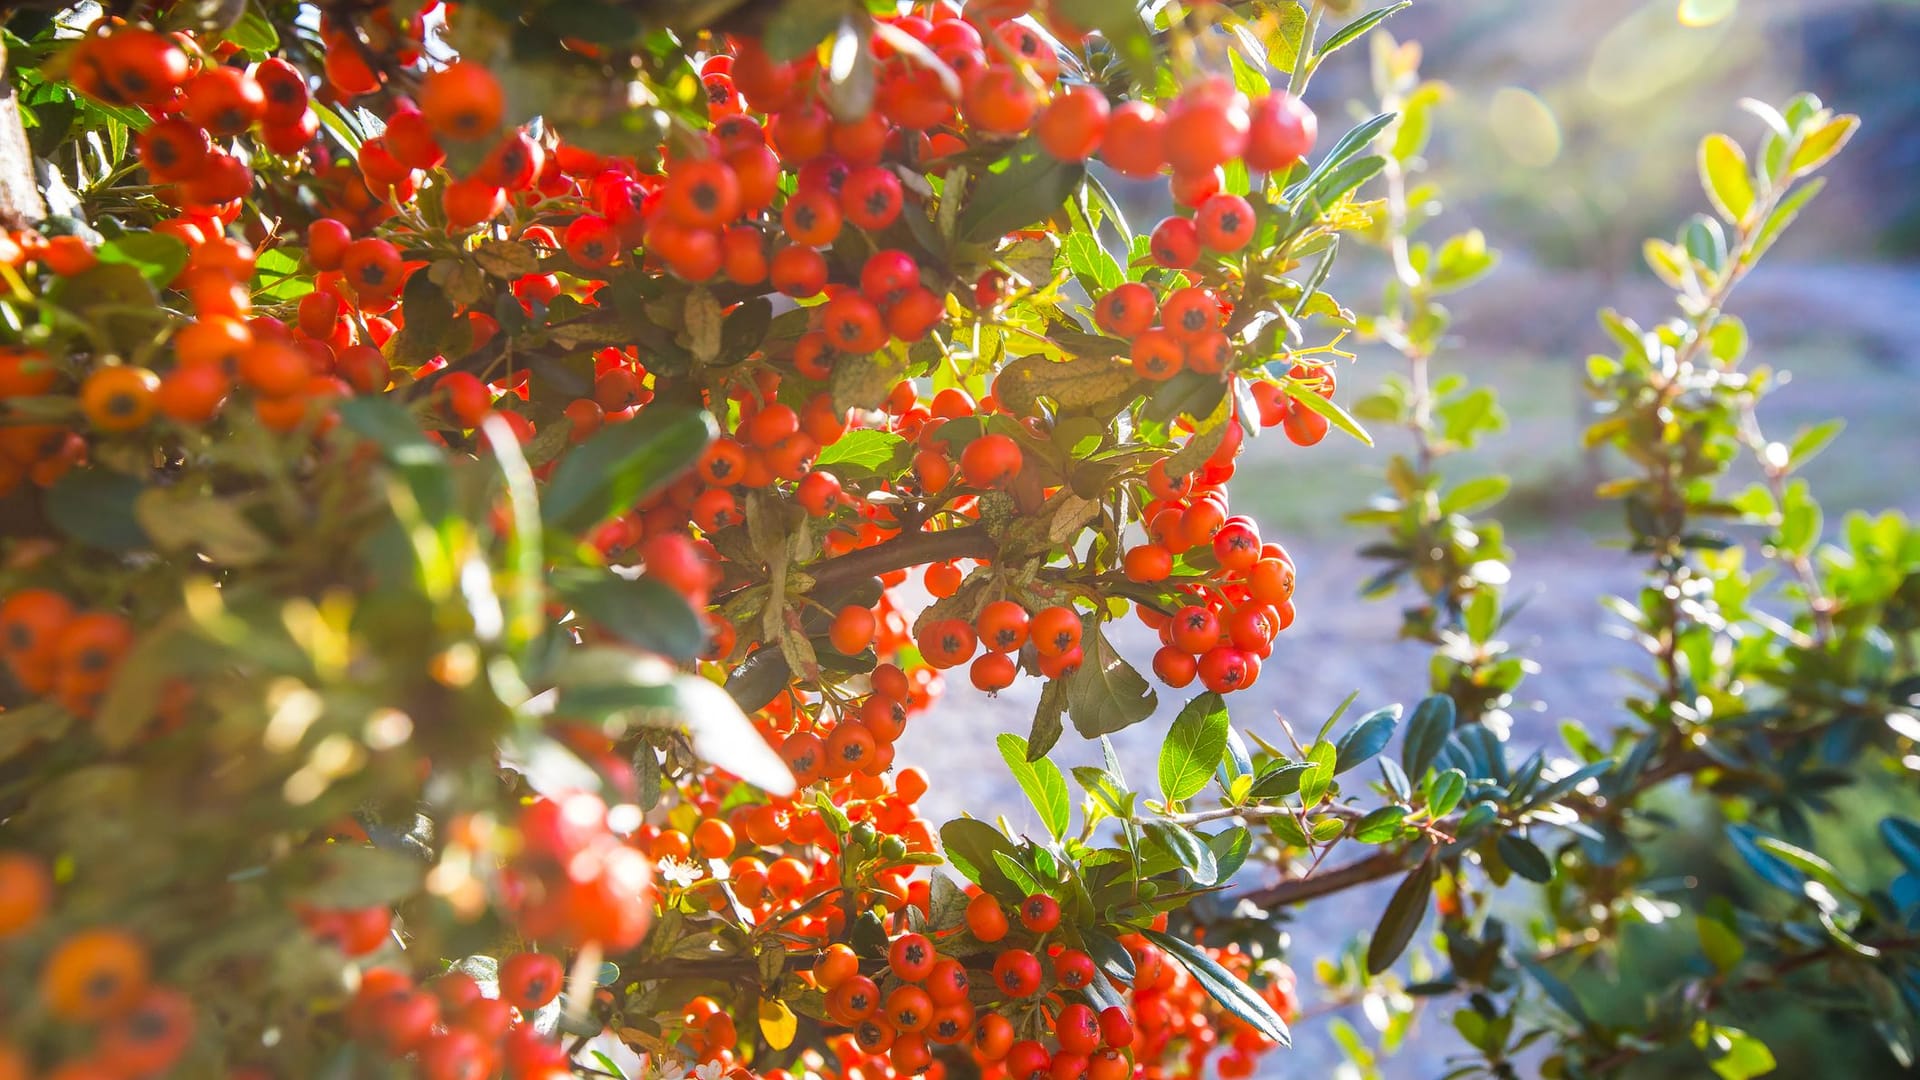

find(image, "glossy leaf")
[1144,929,1290,1046]
[1316,2,1413,62]
[542,406,716,534]
[1726,824,1807,895]
[1354,806,1408,843]
[1334,704,1399,774]
[959,138,1087,245]
[1160,692,1230,804]
[1366,858,1436,974]
[1299,740,1337,806]
[998,733,1070,841]
[1882,817,1920,876]
[1401,695,1456,778]
[1144,822,1218,886]
[551,568,706,663]
[1426,768,1467,817]
[940,819,1021,896]
[1497,833,1554,883]
[96,231,189,288]
[1065,623,1159,738]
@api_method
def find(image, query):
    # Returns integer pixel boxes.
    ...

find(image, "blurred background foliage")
[1365,0,1920,266]
[1206,0,1920,541]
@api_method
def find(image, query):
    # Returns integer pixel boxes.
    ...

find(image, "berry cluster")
[5,917,196,1079]
[507,792,657,951]
[0,591,134,718]
[0,0,1348,1073]
[1123,460,1299,695]
[341,959,576,1080]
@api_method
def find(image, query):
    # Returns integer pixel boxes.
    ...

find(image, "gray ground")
[893,262,1920,1076]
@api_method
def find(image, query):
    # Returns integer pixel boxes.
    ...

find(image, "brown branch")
[1236,847,1413,907]
[804,525,996,594]
[722,525,996,711]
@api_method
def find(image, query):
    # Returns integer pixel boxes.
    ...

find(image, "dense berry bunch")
[0,0,1353,1074]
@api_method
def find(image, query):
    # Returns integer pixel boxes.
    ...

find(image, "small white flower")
[694,1061,727,1080]
[656,856,704,888]
[652,1057,690,1080]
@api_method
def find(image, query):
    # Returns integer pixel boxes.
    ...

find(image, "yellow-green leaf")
[1788,114,1858,176]
[1699,134,1754,227]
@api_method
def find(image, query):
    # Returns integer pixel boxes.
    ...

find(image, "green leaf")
[1365,858,1436,975]
[1315,2,1413,62]
[252,247,314,302]
[1786,418,1844,468]
[1881,818,1920,875]
[1208,826,1252,880]
[1144,821,1219,886]
[997,733,1071,841]
[1426,768,1466,817]
[1268,812,1310,848]
[1028,678,1067,759]
[1753,834,1858,903]
[551,567,706,663]
[1049,0,1153,79]
[387,272,467,366]
[1249,761,1311,800]
[1282,380,1372,445]
[1496,833,1554,883]
[941,818,1021,895]
[0,699,68,764]
[1401,695,1456,778]
[762,3,843,61]
[134,488,271,566]
[1750,177,1826,261]
[1516,956,1590,1027]
[1301,155,1387,219]
[336,397,453,522]
[992,851,1045,896]
[814,429,909,478]
[44,469,148,551]
[1354,806,1408,843]
[311,100,364,153]
[1159,692,1230,804]
[1072,766,1133,823]
[1299,740,1337,806]
[1440,475,1510,515]
[1776,478,1821,557]
[958,138,1086,245]
[223,5,281,53]
[1697,912,1745,973]
[1334,705,1399,774]
[542,406,716,535]
[1065,622,1158,738]
[96,231,188,288]
[292,844,424,908]
[1699,133,1755,226]
[1692,1023,1777,1080]
[1726,824,1806,895]
[1063,233,1123,294]
[1291,113,1395,203]
[1436,386,1507,448]
[1143,929,1290,1046]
